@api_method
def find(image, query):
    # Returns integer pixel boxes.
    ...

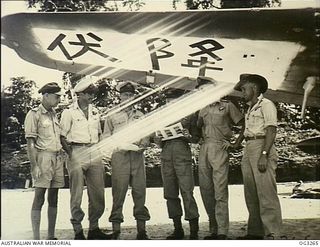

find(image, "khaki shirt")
[24,104,62,152]
[244,95,277,137]
[60,101,101,144]
[103,108,149,147]
[198,100,243,141]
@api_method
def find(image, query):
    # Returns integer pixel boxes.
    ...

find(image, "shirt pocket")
[250,108,264,125]
[211,111,226,126]
[89,116,100,132]
[72,115,84,128]
[38,118,52,138]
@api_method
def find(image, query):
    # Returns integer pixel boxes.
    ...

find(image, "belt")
[36,149,61,154]
[163,137,187,143]
[71,142,92,146]
[245,136,265,141]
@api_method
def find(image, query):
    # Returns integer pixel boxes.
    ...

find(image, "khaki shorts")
[33,150,65,188]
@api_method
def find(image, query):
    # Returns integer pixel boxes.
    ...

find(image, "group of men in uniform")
[24,73,282,240]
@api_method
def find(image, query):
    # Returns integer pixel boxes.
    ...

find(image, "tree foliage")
[220,0,281,8]
[1,77,38,145]
[27,0,281,12]
[277,103,320,131]
[185,0,281,9]
[27,0,145,12]
[1,77,37,125]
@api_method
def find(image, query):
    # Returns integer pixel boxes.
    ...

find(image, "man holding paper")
[155,88,200,240]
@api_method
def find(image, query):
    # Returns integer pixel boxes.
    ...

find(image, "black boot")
[136,231,150,240]
[87,228,113,240]
[74,230,86,240]
[204,217,218,239]
[204,233,218,240]
[189,218,199,240]
[136,220,150,240]
[166,229,184,240]
[166,217,184,240]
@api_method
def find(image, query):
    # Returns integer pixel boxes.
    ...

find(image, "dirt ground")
[1,183,319,241]
[45,218,320,240]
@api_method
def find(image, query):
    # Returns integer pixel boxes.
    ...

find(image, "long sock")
[47,207,57,239]
[189,218,199,234]
[31,209,41,240]
[136,220,146,233]
[112,222,121,232]
[173,217,182,230]
[209,217,217,234]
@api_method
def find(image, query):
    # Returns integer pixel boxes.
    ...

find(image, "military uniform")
[197,100,243,236]
[159,114,200,239]
[241,95,282,237]
[104,108,150,229]
[25,104,64,188]
[25,82,64,240]
[60,101,105,234]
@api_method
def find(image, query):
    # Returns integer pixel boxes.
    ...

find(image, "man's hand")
[31,165,41,180]
[182,129,191,138]
[104,161,112,176]
[229,142,243,151]
[258,155,268,173]
[221,140,231,151]
[60,136,73,159]
[67,148,72,159]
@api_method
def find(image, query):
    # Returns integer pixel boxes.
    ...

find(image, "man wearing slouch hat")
[233,74,282,240]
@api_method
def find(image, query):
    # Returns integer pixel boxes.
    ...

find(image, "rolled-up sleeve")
[24,111,38,138]
[262,101,277,127]
[60,109,72,137]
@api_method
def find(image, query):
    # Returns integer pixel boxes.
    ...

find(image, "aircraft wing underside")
[1,8,319,106]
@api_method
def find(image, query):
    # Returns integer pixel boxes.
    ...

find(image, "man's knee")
[47,188,59,207]
[32,191,46,210]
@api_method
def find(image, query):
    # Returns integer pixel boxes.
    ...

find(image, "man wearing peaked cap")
[24,82,64,240]
[38,82,64,95]
[232,73,282,240]
[73,76,98,94]
[60,76,111,240]
[104,81,151,240]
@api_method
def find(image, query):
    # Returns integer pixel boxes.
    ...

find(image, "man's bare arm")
[26,137,41,179]
[60,136,72,157]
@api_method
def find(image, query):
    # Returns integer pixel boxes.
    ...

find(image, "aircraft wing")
[1,8,319,106]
